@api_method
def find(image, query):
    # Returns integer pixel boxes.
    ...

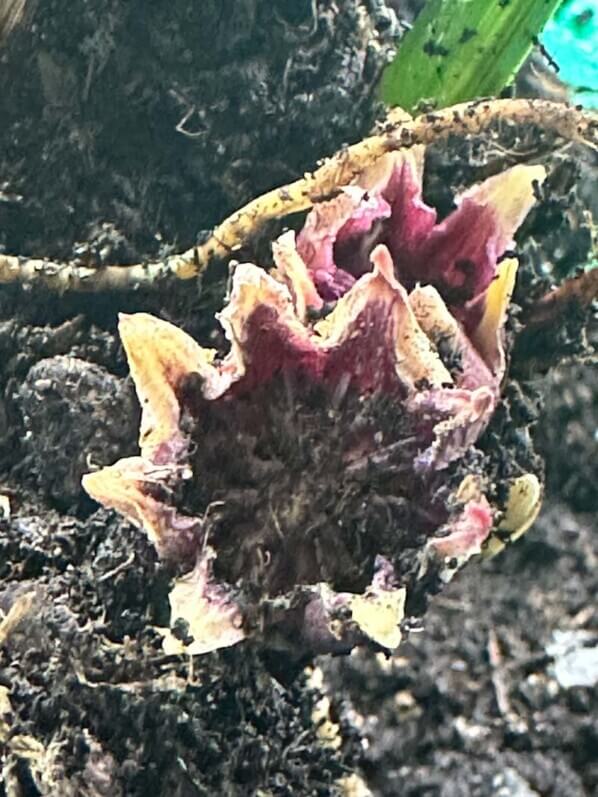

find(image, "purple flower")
[83,150,544,659]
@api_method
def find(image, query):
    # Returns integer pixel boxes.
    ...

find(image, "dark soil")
[324,497,598,797]
[1,2,596,796]
[0,0,396,264]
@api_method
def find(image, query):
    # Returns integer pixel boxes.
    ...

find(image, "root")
[1,98,596,293]
[526,268,598,327]
[0,253,196,292]
[195,99,597,268]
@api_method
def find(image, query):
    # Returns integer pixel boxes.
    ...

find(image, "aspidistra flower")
[83,148,545,659]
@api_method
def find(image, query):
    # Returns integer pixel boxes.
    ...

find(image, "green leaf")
[381,0,562,111]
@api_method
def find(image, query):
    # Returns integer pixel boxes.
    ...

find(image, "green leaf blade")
[381,0,563,111]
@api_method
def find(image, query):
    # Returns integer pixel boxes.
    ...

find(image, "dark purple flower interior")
[298,154,518,318]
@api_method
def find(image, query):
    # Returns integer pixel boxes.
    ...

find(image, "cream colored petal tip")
[409,284,493,389]
[460,163,546,223]
[82,457,199,560]
[118,313,217,458]
[272,230,323,320]
[355,145,425,193]
[160,555,245,655]
[472,258,518,377]
[483,473,544,557]
[82,456,169,532]
[350,587,406,650]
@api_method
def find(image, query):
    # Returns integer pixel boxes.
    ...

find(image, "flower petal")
[219,247,451,397]
[409,386,495,471]
[343,557,406,651]
[428,494,494,562]
[391,164,545,302]
[298,557,406,654]
[483,473,543,557]
[362,148,437,261]
[315,244,451,394]
[470,257,518,379]
[82,457,199,561]
[118,313,218,462]
[161,550,245,655]
[297,186,390,300]
[272,230,324,321]
[409,284,495,390]
[459,163,546,246]
[216,263,325,394]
